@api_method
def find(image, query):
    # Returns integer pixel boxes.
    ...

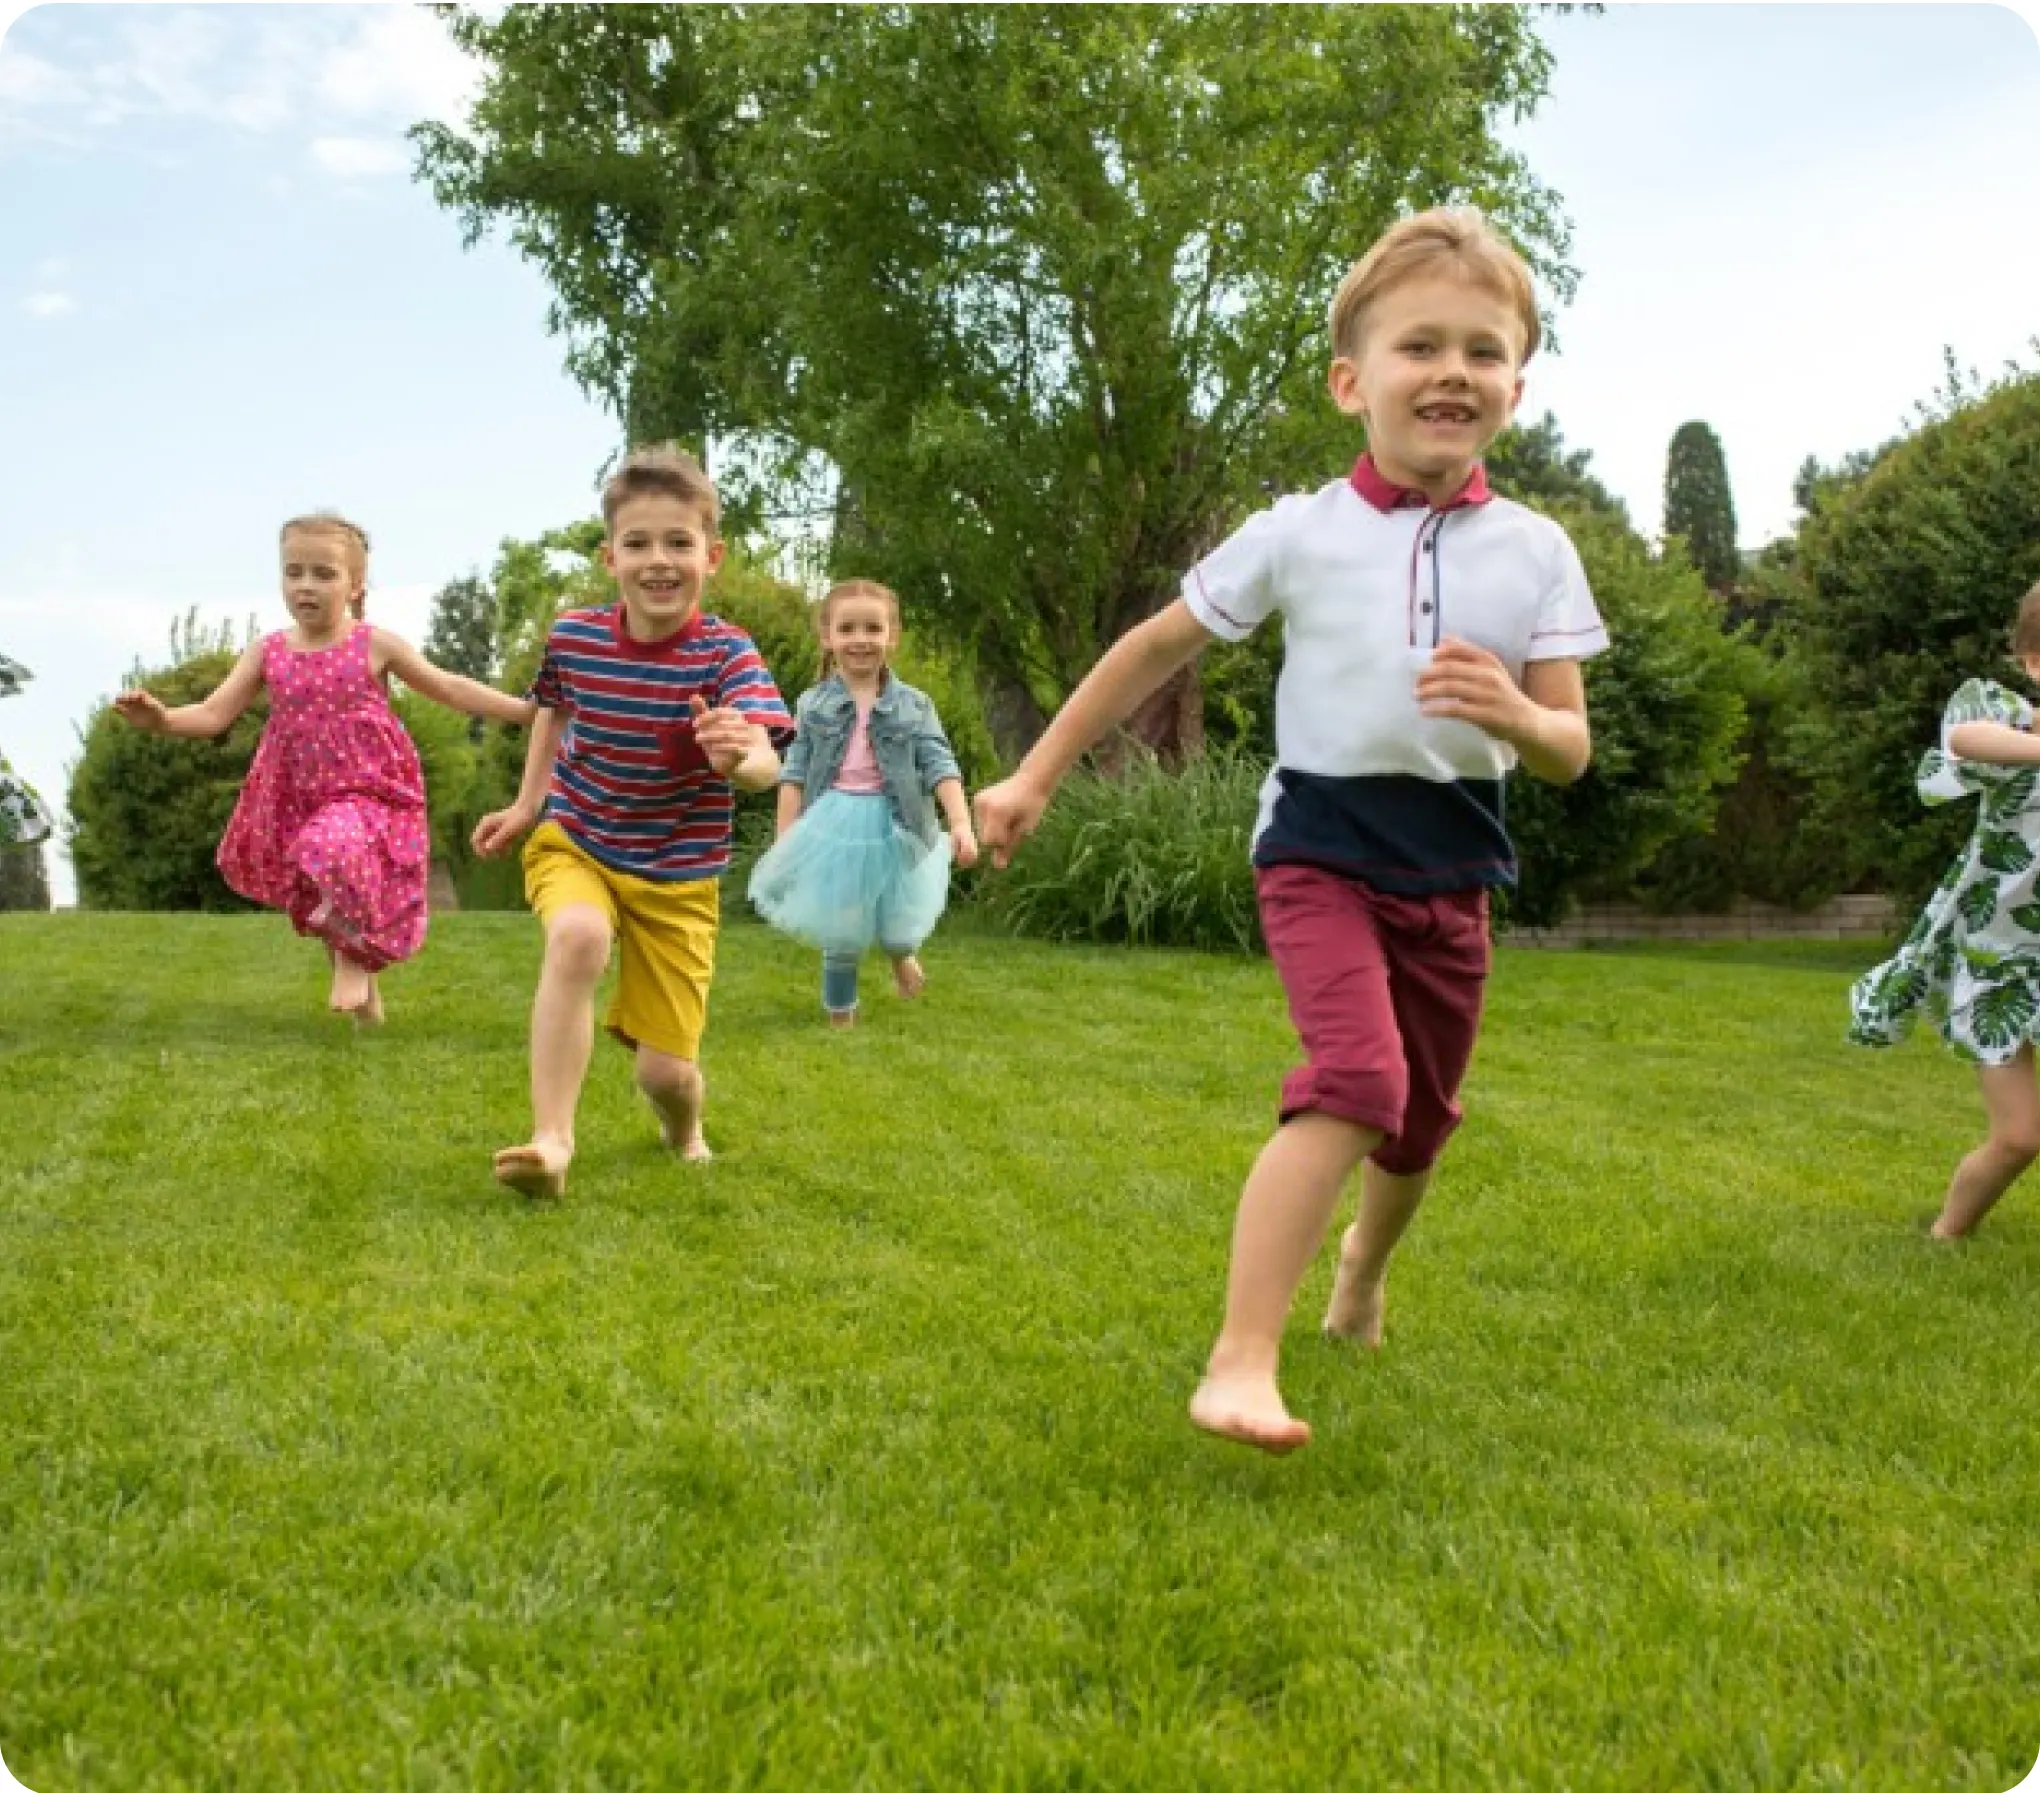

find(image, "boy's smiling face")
[604,493,724,640]
[1329,272,1526,503]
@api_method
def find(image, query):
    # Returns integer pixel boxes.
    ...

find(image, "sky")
[2,2,2038,906]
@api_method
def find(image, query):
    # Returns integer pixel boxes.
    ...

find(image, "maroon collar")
[609,601,706,658]
[1349,453,1492,514]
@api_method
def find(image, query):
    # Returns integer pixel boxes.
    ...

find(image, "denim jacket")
[779,673,963,846]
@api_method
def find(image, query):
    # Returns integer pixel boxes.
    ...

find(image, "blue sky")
[3,3,2038,905]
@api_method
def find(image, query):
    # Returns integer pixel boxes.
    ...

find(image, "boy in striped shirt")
[473,445,792,1197]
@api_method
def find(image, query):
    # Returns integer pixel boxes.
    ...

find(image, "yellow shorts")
[521,821,720,1060]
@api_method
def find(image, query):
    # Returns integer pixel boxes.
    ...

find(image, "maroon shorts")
[1255,861,1491,1174]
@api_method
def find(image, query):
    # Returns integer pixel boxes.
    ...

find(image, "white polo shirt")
[1183,455,1609,893]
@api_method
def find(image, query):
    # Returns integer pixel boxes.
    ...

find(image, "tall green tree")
[423,573,500,685]
[414,4,1574,751]
[1662,420,1740,595]
[0,843,50,912]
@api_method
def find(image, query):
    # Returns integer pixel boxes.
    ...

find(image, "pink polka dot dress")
[217,625,429,971]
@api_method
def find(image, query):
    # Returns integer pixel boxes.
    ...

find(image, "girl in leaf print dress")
[1850,581,2040,1237]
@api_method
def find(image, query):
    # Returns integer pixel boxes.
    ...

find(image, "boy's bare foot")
[892,955,925,1000]
[1323,1224,1387,1346]
[657,1116,714,1163]
[493,1137,572,1199]
[827,1007,858,1030]
[1188,1372,1311,1455]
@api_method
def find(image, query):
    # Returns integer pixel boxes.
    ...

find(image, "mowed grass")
[3,913,2038,1792]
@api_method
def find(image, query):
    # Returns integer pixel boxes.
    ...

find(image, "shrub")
[1502,507,1749,926]
[1781,367,2040,908]
[976,749,1262,952]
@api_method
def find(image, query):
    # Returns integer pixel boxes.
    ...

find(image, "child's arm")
[1416,643,1593,784]
[690,698,781,793]
[934,777,979,868]
[975,598,1215,866]
[112,643,264,739]
[374,630,536,728]
[1947,721,2040,766]
[471,705,566,857]
[775,783,805,839]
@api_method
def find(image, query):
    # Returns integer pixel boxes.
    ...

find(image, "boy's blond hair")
[2012,579,2040,658]
[601,444,721,535]
[1329,207,1541,366]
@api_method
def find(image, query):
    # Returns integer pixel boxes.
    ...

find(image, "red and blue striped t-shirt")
[529,605,793,883]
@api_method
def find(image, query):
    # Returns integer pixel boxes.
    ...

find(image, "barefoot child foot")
[827,1007,857,1031]
[330,953,373,1016]
[493,1135,572,1200]
[891,953,925,1000]
[637,1051,713,1162]
[1188,1371,1312,1455]
[1323,1224,1388,1346]
[353,972,385,1029]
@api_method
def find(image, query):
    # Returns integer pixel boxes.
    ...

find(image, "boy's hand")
[689,696,763,776]
[1415,639,1538,746]
[471,803,538,858]
[949,822,980,870]
[113,690,168,733]
[973,776,1050,870]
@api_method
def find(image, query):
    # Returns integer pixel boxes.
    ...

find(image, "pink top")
[832,705,886,793]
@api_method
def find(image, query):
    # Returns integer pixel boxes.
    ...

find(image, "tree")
[423,573,499,684]
[0,844,50,912]
[414,4,1574,755]
[1486,411,1629,524]
[1780,369,2040,906]
[1661,420,1740,595]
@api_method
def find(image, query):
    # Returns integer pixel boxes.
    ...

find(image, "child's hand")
[974,776,1049,870]
[950,822,980,870]
[1415,639,1537,744]
[471,803,537,858]
[113,690,168,733]
[689,696,762,776]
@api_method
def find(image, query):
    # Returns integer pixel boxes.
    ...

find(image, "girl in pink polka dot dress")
[114,513,534,1023]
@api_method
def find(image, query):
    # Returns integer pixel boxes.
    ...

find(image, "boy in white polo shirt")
[975,208,1607,1455]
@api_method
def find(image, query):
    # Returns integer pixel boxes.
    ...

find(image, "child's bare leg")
[1191,1111,1379,1454]
[494,905,610,1198]
[1934,1049,2040,1238]
[636,1048,710,1161]
[1325,1160,1433,1345]
[355,971,385,1029]
[890,953,925,1000]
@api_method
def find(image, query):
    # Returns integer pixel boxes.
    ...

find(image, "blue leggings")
[823,946,912,1014]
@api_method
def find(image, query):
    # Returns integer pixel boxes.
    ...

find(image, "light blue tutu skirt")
[748,790,952,956]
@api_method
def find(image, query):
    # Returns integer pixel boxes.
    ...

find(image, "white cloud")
[310,135,407,178]
[21,291,76,318]
[316,6,481,126]
[0,5,480,150]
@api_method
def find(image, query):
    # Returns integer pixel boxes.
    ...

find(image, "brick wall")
[1506,892,1894,949]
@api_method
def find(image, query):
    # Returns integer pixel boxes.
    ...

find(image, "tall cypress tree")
[1663,421,1741,594]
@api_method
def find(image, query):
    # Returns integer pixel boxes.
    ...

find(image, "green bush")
[1504,508,1749,926]
[1781,368,2040,908]
[976,749,1262,952]
[70,640,479,913]
[70,647,264,912]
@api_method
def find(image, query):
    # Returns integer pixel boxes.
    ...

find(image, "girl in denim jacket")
[748,581,979,1025]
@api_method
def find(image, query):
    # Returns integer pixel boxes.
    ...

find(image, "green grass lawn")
[3,913,2037,1791]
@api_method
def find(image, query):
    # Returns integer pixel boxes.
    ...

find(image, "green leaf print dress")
[1850,679,2040,1064]
[0,653,53,848]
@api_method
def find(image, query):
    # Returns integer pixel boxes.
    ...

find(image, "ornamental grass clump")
[977,748,1264,952]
